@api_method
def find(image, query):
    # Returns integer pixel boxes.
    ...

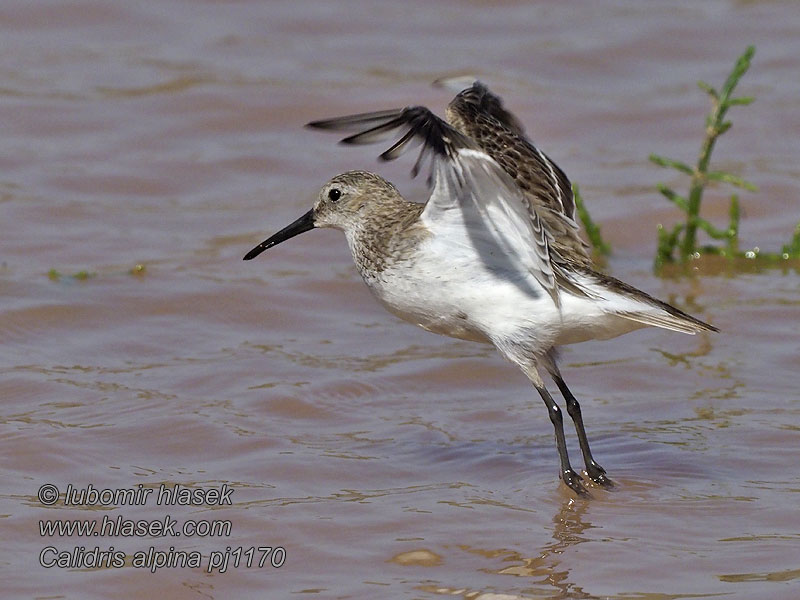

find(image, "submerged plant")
[47,268,95,281]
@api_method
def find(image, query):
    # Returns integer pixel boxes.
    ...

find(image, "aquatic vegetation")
[47,268,95,281]
[578,45,800,272]
[651,45,762,268]
[573,184,610,258]
[46,264,146,281]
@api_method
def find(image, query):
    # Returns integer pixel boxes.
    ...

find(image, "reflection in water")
[494,499,596,599]
[658,254,800,278]
[421,499,600,599]
[718,567,800,583]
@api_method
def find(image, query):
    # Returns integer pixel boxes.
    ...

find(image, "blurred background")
[1,1,798,598]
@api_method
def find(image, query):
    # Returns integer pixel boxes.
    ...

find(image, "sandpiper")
[244,81,717,496]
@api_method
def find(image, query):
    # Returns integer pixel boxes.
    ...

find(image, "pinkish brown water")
[1,1,799,599]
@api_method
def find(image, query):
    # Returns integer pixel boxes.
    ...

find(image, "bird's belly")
[359,252,644,354]
[376,287,492,343]
[358,253,565,346]
[360,261,494,343]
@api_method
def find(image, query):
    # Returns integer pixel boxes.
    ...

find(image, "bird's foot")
[585,461,615,489]
[561,468,590,497]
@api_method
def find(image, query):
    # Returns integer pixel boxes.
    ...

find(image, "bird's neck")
[343,200,427,275]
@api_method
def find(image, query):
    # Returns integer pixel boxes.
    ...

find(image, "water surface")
[1,1,799,598]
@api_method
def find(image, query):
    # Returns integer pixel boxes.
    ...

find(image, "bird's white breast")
[355,232,645,356]
[356,233,554,347]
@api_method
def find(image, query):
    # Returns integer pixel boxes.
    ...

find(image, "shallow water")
[2,1,799,598]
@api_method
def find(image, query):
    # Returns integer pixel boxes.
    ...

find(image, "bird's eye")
[328,188,341,202]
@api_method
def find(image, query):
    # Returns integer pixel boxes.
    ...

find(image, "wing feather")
[309,106,562,304]
[436,149,559,303]
[445,82,590,264]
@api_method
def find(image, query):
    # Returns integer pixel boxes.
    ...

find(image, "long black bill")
[243,209,315,260]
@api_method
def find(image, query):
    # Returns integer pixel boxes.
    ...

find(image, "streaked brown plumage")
[244,81,717,497]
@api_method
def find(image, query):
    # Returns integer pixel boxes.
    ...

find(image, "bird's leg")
[551,373,614,488]
[500,346,589,497]
[534,383,589,497]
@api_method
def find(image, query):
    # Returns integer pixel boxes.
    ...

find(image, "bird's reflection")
[497,497,596,598]
[423,496,602,599]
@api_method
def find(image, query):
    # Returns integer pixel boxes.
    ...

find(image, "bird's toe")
[561,469,590,497]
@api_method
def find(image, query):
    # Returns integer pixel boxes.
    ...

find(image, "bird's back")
[445,83,592,266]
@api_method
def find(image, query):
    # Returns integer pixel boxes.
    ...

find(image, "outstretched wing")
[308,107,563,305]
[437,77,527,137]
[445,82,590,265]
[308,106,461,182]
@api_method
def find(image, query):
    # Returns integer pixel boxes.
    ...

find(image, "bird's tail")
[581,267,718,335]
[616,307,717,335]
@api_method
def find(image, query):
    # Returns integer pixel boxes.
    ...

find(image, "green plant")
[573,183,611,257]
[650,45,800,269]
[47,268,95,281]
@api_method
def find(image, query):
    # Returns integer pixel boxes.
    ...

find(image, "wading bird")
[244,81,716,496]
